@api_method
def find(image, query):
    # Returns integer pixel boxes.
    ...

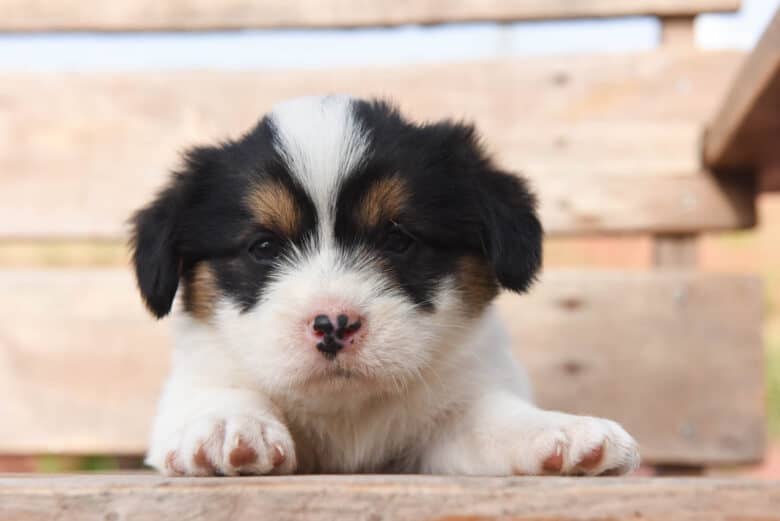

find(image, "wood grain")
[704,7,780,170]
[652,234,698,267]
[660,16,696,49]
[0,0,741,31]
[0,51,749,239]
[0,270,170,455]
[0,475,778,521]
[0,269,764,464]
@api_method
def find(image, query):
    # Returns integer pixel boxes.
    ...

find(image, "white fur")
[270,94,369,240]
[145,96,640,476]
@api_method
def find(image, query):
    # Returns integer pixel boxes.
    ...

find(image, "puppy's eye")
[247,236,281,263]
[382,226,414,255]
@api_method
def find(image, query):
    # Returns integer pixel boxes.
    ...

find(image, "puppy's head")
[131,96,542,395]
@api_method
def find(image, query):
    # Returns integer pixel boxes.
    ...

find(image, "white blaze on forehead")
[269,95,370,235]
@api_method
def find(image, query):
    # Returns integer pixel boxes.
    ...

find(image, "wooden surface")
[0,269,764,464]
[0,474,778,521]
[0,51,749,239]
[660,16,696,49]
[652,234,698,267]
[0,0,741,31]
[704,8,780,170]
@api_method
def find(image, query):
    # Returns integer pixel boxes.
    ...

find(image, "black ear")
[129,184,182,318]
[478,170,543,293]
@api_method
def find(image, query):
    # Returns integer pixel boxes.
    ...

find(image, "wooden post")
[654,15,701,471]
[660,16,696,49]
[652,234,698,267]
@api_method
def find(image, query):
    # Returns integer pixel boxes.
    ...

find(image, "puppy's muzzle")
[310,312,363,358]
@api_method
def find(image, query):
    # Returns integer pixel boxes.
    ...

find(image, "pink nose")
[309,311,363,358]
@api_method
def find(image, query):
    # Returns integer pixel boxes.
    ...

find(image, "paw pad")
[229,436,259,467]
[576,444,604,471]
[193,444,217,472]
[542,444,564,473]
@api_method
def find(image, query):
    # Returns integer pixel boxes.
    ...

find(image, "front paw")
[150,414,297,476]
[515,415,640,476]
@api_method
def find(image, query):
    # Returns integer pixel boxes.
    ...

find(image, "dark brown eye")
[383,226,414,255]
[248,235,281,263]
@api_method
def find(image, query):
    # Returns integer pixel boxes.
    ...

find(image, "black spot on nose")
[313,314,334,334]
[313,315,343,358]
[317,336,344,358]
[337,314,348,330]
[335,316,362,340]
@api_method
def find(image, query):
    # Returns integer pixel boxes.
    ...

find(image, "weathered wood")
[652,234,698,267]
[0,475,778,521]
[0,0,741,31]
[0,269,764,464]
[495,270,764,465]
[704,8,780,170]
[763,161,780,192]
[0,51,749,239]
[0,270,171,455]
[651,231,702,472]
[660,16,696,49]
[536,171,754,236]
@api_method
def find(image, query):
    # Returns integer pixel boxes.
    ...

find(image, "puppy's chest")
[284,400,433,473]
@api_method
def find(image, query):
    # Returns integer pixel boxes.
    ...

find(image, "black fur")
[130,118,317,318]
[334,99,542,308]
[130,97,542,318]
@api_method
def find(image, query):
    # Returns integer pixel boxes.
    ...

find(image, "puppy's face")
[131,96,541,397]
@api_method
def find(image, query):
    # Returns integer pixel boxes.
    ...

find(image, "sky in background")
[0,0,777,71]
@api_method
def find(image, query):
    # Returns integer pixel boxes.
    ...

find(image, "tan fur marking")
[457,256,498,315]
[186,262,218,322]
[246,180,301,236]
[358,175,408,229]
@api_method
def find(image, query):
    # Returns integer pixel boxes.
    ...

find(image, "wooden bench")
[1,1,778,518]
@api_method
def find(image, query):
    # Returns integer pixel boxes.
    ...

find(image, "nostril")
[337,314,348,330]
[313,314,334,334]
[316,336,343,358]
[335,317,362,340]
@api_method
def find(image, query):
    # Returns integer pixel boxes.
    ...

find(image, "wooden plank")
[762,160,780,192]
[536,171,754,236]
[495,270,765,465]
[0,51,749,239]
[652,234,698,267]
[0,0,741,31]
[0,270,170,455]
[1,475,779,521]
[704,8,780,170]
[0,269,764,464]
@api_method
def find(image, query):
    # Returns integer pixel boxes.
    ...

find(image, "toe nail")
[272,444,286,467]
[542,444,564,473]
[578,445,605,470]
[165,451,185,476]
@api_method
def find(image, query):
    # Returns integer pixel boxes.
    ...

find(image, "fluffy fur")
[131,95,640,476]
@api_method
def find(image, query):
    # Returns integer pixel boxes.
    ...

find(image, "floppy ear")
[477,169,543,293]
[129,183,183,318]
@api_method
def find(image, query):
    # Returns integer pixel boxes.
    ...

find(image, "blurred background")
[0,0,778,476]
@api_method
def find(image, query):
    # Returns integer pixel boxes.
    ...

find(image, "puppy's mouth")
[327,367,358,379]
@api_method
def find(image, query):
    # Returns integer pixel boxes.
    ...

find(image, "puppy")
[131,95,639,476]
